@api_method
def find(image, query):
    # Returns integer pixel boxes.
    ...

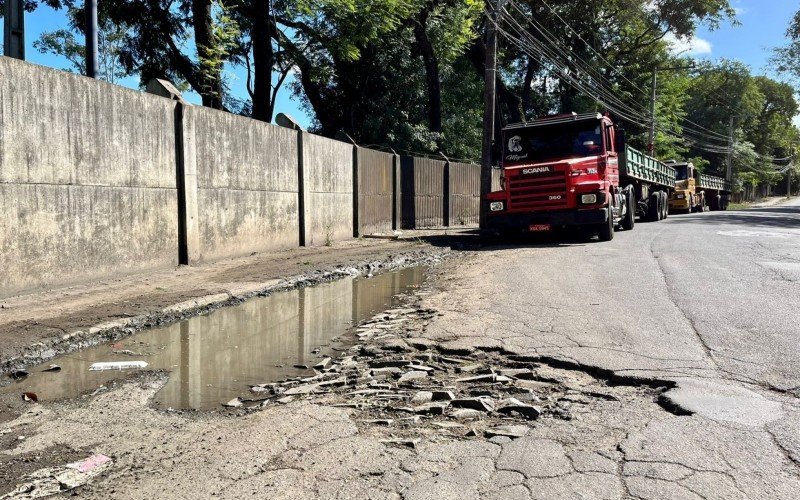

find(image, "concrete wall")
[356,148,395,235]
[400,156,446,229]
[193,107,299,261]
[450,162,480,226]
[301,133,354,246]
[1,56,485,297]
[0,57,179,297]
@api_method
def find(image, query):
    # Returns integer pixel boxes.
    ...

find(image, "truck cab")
[666,161,703,212]
[485,112,624,240]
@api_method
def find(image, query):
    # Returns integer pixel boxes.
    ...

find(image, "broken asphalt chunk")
[497,398,542,420]
[222,398,243,408]
[449,409,483,420]
[10,369,29,379]
[414,403,449,415]
[42,364,62,373]
[283,383,322,395]
[398,371,429,385]
[380,438,419,449]
[411,391,434,404]
[484,425,529,439]
[451,397,495,412]
[314,358,332,370]
[431,390,455,401]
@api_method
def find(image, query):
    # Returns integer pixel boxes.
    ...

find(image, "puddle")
[2,267,426,410]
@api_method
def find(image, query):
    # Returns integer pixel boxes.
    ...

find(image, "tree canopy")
[7,0,798,190]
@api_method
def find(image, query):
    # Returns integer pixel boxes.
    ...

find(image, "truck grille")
[508,168,568,210]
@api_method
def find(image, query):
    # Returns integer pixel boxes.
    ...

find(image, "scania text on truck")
[484,112,676,241]
[666,160,731,213]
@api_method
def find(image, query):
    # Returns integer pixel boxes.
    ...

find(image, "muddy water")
[3,267,426,409]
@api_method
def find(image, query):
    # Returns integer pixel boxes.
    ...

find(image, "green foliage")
[32,8,127,83]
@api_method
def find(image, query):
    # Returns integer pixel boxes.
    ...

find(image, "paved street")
[2,201,799,499]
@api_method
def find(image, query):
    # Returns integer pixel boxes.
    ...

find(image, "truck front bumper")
[485,208,607,231]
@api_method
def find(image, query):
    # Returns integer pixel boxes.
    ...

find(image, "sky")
[1,0,798,129]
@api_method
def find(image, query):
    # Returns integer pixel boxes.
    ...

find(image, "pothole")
[234,300,672,445]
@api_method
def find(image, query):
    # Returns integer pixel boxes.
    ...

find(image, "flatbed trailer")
[620,144,676,221]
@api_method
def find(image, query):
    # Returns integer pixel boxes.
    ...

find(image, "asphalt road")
[2,200,799,499]
[422,197,800,497]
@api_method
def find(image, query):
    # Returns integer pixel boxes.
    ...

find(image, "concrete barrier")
[0,58,179,298]
[0,56,485,297]
[301,133,354,246]
[449,162,481,226]
[355,148,396,235]
[192,106,299,261]
[400,156,447,229]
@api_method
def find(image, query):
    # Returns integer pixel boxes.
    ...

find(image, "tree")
[33,9,126,83]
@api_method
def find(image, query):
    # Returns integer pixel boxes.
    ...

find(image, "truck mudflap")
[485,208,607,232]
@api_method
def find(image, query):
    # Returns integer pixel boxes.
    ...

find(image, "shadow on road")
[664,205,800,231]
[408,228,597,252]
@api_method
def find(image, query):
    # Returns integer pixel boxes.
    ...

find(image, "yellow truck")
[665,160,731,213]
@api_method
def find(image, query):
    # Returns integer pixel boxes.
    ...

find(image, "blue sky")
[2,0,797,128]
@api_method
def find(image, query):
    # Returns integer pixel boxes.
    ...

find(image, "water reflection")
[3,267,425,409]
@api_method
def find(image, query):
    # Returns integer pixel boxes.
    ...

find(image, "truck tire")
[598,205,614,241]
[648,193,660,222]
[620,189,635,231]
[660,192,668,219]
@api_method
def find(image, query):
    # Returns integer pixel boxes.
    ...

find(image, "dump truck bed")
[697,173,732,193]
[620,145,676,189]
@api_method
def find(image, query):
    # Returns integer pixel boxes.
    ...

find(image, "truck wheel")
[598,205,614,241]
[660,192,668,219]
[620,190,635,231]
[648,193,660,222]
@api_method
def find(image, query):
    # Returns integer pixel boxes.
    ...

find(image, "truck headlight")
[490,201,504,212]
[580,194,597,204]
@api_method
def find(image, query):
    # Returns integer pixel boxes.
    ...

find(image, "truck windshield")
[674,166,689,181]
[504,122,604,164]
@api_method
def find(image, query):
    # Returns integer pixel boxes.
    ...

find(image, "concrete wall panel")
[193,107,299,260]
[401,156,446,229]
[357,148,394,235]
[449,162,480,226]
[0,58,178,297]
[0,184,178,296]
[302,133,354,245]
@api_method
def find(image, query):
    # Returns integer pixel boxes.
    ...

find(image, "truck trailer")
[484,112,675,241]
[665,160,731,212]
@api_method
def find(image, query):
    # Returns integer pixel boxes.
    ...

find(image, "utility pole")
[788,144,794,198]
[85,0,99,78]
[479,0,503,229]
[648,70,657,154]
[726,116,734,181]
[3,0,25,60]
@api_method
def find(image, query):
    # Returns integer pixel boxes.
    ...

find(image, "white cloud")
[664,32,713,56]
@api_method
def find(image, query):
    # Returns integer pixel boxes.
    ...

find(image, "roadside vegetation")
[9,0,800,195]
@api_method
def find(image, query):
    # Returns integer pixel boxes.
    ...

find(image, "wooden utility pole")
[726,116,734,181]
[479,0,502,229]
[648,70,657,154]
[3,0,25,60]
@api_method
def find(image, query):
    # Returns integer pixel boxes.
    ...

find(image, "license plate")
[529,224,551,232]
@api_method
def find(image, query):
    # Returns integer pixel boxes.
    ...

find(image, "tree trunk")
[192,0,223,109]
[251,0,274,121]
[412,7,443,139]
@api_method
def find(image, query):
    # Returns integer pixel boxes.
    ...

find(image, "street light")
[648,64,695,154]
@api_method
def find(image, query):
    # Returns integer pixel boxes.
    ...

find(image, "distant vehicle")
[484,112,675,241]
[665,160,731,212]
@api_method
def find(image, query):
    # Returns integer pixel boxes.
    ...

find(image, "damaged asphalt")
[2,202,800,498]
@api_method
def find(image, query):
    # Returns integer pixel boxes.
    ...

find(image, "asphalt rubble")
[224,296,626,447]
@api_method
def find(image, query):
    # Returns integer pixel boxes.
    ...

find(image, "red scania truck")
[484,112,675,241]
